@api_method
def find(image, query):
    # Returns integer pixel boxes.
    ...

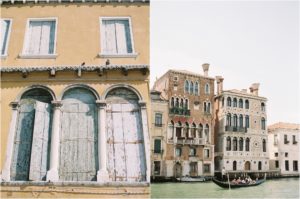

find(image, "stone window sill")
[19,54,57,59]
[98,52,138,58]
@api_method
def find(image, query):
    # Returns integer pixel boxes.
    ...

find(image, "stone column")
[139,101,150,183]
[96,100,109,182]
[2,102,19,181]
[46,101,62,182]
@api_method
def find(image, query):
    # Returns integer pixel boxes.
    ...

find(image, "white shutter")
[115,20,128,54]
[29,101,51,181]
[103,20,117,54]
[39,21,51,55]
[26,21,42,54]
[1,20,10,55]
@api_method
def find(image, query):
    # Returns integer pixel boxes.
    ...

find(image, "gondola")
[212,177,266,189]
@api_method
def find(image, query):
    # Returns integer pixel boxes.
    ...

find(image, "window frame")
[1,18,13,58]
[154,139,162,154]
[154,112,163,127]
[20,17,58,59]
[99,16,137,58]
[205,83,210,94]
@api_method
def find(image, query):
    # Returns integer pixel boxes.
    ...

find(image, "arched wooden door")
[60,88,98,181]
[11,89,52,181]
[106,87,146,182]
[245,161,251,171]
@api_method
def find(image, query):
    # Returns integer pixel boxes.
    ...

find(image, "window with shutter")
[23,19,56,56]
[154,139,161,153]
[1,19,12,56]
[101,18,135,56]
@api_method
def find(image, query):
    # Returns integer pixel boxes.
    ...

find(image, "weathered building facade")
[214,77,269,174]
[268,122,300,177]
[0,0,150,197]
[152,64,215,179]
[150,90,168,180]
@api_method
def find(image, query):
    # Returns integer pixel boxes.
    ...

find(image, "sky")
[150,0,300,125]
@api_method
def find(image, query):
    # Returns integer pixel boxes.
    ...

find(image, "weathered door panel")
[29,101,51,181]
[60,100,98,181]
[11,99,35,181]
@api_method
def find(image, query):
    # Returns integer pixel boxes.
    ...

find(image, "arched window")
[190,81,194,94]
[184,122,189,138]
[185,99,189,109]
[261,117,266,130]
[239,99,243,108]
[204,102,211,113]
[171,97,174,108]
[239,115,243,128]
[261,102,265,111]
[233,137,237,151]
[205,124,209,143]
[184,80,189,93]
[191,123,196,138]
[205,83,210,94]
[233,161,237,171]
[227,97,232,107]
[233,98,237,107]
[195,82,199,95]
[175,98,179,108]
[233,114,238,128]
[226,137,231,151]
[239,138,244,151]
[168,121,174,139]
[180,98,184,108]
[258,161,262,171]
[263,139,266,152]
[226,113,232,126]
[222,98,224,107]
[199,124,203,138]
[245,99,249,109]
[245,115,250,128]
[246,138,250,151]
[176,122,182,138]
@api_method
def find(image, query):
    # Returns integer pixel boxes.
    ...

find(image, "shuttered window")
[1,19,11,56]
[23,20,56,55]
[101,18,133,54]
[154,139,161,153]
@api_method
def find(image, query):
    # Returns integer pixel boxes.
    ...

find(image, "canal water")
[151,178,299,198]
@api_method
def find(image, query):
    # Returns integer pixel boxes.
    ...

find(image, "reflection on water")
[151,178,300,198]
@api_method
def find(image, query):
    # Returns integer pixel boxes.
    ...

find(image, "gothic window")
[239,115,243,128]
[239,138,244,151]
[227,97,232,107]
[245,99,249,109]
[199,124,203,138]
[245,115,250,128]
[226,113,232,126]
[239,99,243,108]
[233,98,237,107]
[226,137,231,151]
[233,137,237,151]
[205,83,210,94]
[233,161,237,171]
[261,117,266,130]
[190,81,194,94]
[262,139,266,152]
[205,124,209,143]
[233,114,238,128]
[195,82,199,95]
[246,138,250,151]
[184,80,189,93]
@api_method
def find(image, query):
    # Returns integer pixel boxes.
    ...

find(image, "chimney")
[215,76,224,95]
[250,83,260,95]
[202,63,209,76]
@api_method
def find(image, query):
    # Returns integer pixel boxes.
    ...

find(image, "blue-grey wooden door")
[59,89,98,181]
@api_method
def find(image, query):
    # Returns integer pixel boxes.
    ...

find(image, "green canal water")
[151,178,300,198]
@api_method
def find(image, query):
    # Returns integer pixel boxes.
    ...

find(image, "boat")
[176,176,206,182]
[212,176,266,189]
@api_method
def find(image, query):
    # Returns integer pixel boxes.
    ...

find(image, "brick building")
[152,64,215,179]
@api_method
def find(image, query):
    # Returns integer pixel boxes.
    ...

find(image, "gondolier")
[221,167,226,180]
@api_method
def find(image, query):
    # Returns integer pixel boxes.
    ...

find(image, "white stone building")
[268,122,300,177]
[214,77,269,174]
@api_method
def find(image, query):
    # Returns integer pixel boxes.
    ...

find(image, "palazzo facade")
[0,0,150,198]
[214,77,269,174]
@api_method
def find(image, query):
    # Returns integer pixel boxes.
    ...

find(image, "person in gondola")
[221,167,226,181]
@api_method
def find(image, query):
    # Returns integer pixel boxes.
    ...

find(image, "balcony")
[153,149,164,154]
[169,107,191,116]
[225,125,247,133]
[170,137,206,145]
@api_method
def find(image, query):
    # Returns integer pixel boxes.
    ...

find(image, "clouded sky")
[150,0,299,125]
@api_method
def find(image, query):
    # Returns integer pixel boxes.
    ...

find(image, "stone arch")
[15,85,56,102]
[103,84,143,101]
[59,84,100,101]
[174,162,182,178]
